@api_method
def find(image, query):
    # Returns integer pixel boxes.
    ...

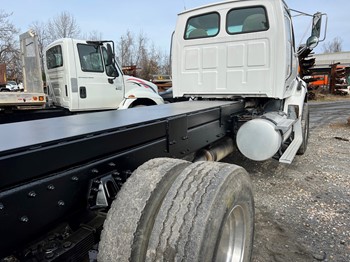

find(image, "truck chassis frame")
[0,101,244,260]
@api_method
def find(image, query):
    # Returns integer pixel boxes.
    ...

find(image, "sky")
[5,0,350,55]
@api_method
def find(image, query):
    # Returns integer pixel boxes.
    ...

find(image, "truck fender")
[283,77,308,118]
[118,93,164,109]
[120,75,164,109]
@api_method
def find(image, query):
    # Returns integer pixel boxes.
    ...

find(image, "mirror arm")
[311,12,327,43]
[318,13,328,43]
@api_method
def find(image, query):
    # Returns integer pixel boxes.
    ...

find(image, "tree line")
[0,10,170,82]
[0,10,20,81]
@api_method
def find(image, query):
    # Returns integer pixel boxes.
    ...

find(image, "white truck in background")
[44,38,163,111]
[0,31,164,123]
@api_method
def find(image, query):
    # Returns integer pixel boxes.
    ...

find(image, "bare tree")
[322,37,343,53]
[159,50,171,75]
[0,10,20,80]
[30,21,50,79]
[116,30,170,80]
[79,30,104,41]
[134,31,148,66]
[47,11,80,43]
[139,43,160,80]
[117,30,135,66]
[23,12,81,83]
[87,30,103,41]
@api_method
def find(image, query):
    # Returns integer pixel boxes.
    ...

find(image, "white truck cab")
[172,0,299,99]
[172,0,325,163]
[44,39,163,111]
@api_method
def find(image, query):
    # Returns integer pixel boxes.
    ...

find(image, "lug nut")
[20,216,29,223]
[28,191,36,198]
[112,171,120,176]
[45,252,55,259]
[63,241,72,248]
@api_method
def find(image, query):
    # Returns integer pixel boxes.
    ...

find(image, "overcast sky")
[6,0,350,54]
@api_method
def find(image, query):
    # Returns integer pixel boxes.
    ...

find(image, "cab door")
[75,43,124,111]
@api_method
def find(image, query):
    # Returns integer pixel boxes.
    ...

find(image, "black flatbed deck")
[1,101,238,153]
[1,101,244,189]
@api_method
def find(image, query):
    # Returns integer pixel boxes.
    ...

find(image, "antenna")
[183,0,186,10]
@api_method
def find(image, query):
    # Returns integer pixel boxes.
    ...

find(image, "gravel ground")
[223,104,350,262]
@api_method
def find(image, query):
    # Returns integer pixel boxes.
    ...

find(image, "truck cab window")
[77,44,104,73]
[227,6,269,34]
[46,45,63,69]
[184,12,219,39]
[284,13,293,79]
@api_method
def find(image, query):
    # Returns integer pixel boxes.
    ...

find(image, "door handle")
[80,86,87,98]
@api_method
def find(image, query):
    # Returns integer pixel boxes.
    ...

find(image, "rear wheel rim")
[216,205,246,262]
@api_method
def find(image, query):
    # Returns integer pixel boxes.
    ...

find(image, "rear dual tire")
[98,158,254,262]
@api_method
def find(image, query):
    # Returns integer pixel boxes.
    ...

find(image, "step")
[279,137,303,164]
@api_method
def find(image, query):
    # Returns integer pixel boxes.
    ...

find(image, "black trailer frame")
[0,100,244,260]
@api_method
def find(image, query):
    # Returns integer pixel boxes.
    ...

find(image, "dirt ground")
[223,102,350,262]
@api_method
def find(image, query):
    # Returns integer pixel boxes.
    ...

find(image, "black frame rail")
[0,101,244,258]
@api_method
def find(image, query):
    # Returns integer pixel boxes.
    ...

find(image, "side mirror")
[106,43,113,66]
[306,35,319,49]
[311,12,322,38]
